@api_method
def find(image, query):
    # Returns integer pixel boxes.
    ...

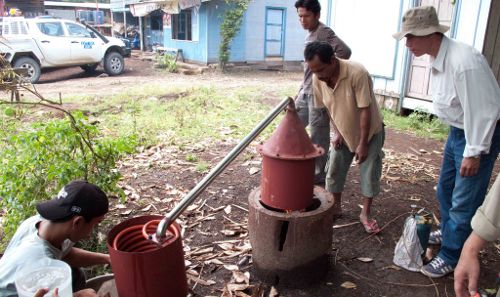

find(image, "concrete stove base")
[248,186,335,287]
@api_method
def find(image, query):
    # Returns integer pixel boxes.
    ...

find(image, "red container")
[107,215,188,297]
[258,106,324,210]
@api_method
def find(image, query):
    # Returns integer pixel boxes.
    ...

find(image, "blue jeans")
[296,93,330,181]
[437,125,500,267]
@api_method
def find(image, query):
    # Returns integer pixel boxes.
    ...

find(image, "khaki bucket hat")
[393,6,449,40]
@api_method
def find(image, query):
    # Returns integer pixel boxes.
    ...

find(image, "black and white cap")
[36,180,108,221]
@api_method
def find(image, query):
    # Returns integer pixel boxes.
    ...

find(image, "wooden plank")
[490,18,500,85]
[482,0,500,65]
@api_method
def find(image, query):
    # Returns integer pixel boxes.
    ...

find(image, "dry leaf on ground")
[356,257,373,263]
[340,281,357,289]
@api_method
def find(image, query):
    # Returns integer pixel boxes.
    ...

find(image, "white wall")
[328,0,411,96]
[454,0,491,51]
[330,0,402,79]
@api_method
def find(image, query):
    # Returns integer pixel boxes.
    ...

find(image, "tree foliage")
[218,0,251,71]
[0,107,136,247]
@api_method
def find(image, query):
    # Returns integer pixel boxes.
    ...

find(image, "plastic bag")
[393,216,423,272]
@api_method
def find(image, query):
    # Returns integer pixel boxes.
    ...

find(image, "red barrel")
[258,106,324,210]
[107,215,188,297]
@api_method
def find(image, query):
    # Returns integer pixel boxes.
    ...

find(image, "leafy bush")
[381,109,448,140]
[156,53,178,73]
[408,110,448,136]
[0,111,137,246]
[218,0,251,71]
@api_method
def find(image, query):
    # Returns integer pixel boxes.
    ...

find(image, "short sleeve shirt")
[0,215,74,297]
[313,59,383,152]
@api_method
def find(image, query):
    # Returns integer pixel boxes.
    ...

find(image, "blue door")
[265,7,286,58]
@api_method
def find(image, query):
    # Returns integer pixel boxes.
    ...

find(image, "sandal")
[360,219,381,234]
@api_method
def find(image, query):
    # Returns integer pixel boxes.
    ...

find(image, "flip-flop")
[361,219,381,234]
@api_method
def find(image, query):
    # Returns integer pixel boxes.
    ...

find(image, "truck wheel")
[13,57,41,83]
[81,63,99,73]
[103,52,124,76]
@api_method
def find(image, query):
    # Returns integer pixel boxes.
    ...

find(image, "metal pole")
[110,10,114,37]
[122,0,127,39]
[139,16,143,51]
[155,97,293,240]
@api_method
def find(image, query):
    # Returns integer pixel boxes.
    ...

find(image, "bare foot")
[359,214,380,234]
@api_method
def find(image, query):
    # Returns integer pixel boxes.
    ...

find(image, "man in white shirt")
[394,6,500,278]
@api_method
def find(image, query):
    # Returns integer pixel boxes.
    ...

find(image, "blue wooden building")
[162,0,306,64]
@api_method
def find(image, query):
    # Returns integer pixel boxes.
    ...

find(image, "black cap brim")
[36,199,72,221]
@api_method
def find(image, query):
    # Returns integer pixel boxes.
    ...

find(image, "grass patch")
[195,161,209,173]
[94,85,286,147]
[185,154,198,162]
[382,109,448,141]
[1,84,287,151]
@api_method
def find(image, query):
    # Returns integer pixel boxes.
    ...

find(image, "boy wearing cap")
[304,41,385,234]
[394,6,500,278]
[295,0,351,185]
[0,180,111,297]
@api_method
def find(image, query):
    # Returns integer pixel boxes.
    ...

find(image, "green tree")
[218,0,251,71]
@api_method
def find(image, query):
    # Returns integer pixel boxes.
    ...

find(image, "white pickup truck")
[0,17,130,83]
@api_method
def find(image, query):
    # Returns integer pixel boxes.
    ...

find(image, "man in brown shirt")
[295,0,351,184]
[305,41,384,233]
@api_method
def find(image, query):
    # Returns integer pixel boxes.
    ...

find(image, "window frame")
[172,9,192,41]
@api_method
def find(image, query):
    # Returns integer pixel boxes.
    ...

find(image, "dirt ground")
[26,55,500,296]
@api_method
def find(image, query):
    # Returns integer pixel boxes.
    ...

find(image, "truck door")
[64,22,102,63]
[33,21,72,65]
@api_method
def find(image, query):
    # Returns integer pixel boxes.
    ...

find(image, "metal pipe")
[155,97,293,240]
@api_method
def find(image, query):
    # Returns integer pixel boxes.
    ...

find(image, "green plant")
[0,111,137,246]
[381,109,448,140]
[218,0,251,71]
[156,53,178,73]
[195,161,209,173]
[185,154,198,162]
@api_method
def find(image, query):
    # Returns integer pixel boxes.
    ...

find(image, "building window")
[150,13,163,31]
[172,9,191,41]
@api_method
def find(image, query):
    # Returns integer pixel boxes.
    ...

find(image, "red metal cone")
[259,106,323,160]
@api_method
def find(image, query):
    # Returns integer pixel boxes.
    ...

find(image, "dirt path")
[26,57,500,296]
[33,55,302,99]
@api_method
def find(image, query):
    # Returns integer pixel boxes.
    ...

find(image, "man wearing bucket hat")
[394,6,500,278]
[295,0,351,186]
[0,180,110,297]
